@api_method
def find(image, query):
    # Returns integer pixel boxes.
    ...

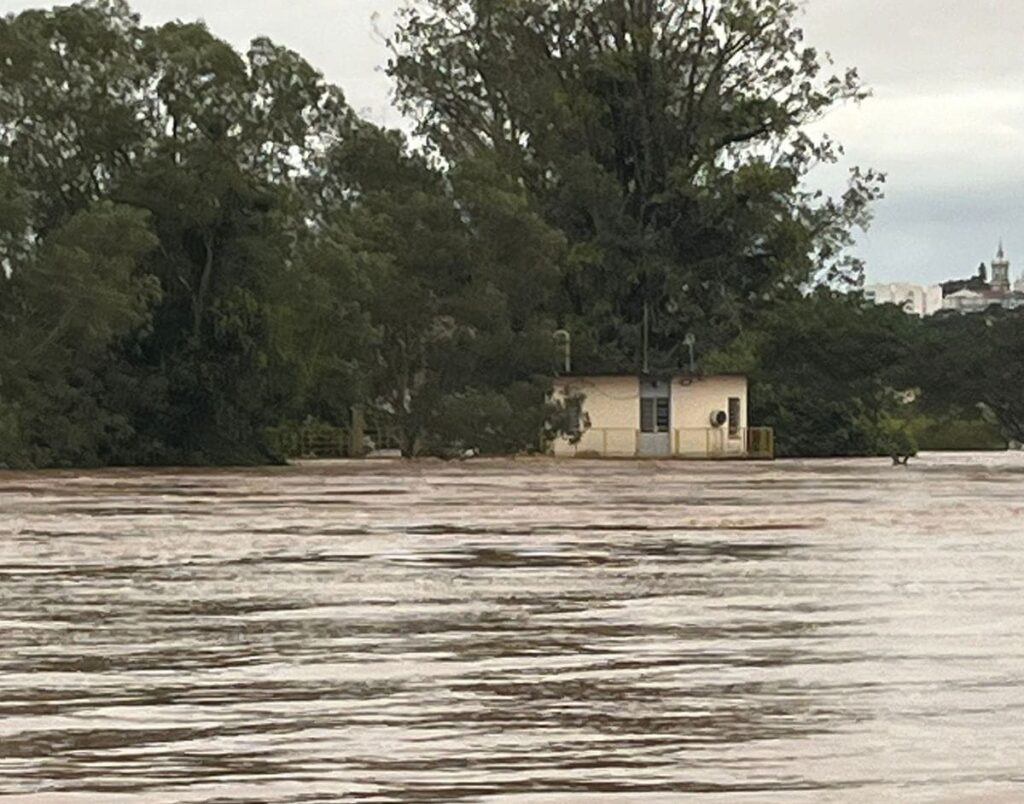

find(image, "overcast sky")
[2,0,1021,286]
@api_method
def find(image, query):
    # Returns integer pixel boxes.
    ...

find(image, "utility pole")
[642,302,650,375]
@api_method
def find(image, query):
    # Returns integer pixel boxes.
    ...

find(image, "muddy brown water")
[2,454,1024,802]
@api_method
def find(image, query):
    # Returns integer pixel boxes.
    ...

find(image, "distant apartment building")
[863,282,944,316]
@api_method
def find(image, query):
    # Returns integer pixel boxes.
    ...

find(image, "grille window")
[728,397,741,437]
[656,398,670,430]
[640,398,655,433]
[641,398,669,433]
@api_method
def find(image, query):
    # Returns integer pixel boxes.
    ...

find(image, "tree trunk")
[193,232,214,338]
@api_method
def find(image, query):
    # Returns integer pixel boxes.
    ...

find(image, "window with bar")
[640,398,655,433]
[728,397,741,438]
[656,398,670,431]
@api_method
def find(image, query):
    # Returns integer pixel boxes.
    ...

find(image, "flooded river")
[2,454,1024,802]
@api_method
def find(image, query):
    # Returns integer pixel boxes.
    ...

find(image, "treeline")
[713,293,1021,457]
[0,0,1019,467]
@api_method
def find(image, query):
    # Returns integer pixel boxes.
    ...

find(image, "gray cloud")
[801,0,1024,283]
[2,0,1020,285]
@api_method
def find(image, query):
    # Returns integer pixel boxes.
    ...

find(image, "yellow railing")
[571,427,640,456]
[673,427,775,459]
[746,427,775,460]
[565,427,775,459]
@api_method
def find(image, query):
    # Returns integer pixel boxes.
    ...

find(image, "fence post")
[349,406,366,458]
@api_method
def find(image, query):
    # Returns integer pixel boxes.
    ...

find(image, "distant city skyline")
[2,0,1022,285]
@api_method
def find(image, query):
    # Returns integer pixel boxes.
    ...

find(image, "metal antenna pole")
[642,302,650,374]
[553,330,571,374]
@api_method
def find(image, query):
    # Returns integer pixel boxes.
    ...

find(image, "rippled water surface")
[2,454,1024,802]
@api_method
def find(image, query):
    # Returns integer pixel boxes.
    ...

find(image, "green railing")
[265,424,350,460]
[746,427,775,460]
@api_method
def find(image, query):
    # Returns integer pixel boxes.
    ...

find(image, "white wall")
[865,283,944,316]
[924,285,944,315]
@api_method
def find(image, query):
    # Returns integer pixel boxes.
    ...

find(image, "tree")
[389,0,882,371]
[0,203,159,467]
[0,1,155,234]
[912,310,1024,444]
[307,123,565,456]
[0,0,354,464]
[111,20,349,462]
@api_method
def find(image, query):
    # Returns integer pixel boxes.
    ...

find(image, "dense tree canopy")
[0,0,570,463]
[705,289,919,456]
[0,0,351,464]
[911,310,1024,445]
[0,0,1013,466]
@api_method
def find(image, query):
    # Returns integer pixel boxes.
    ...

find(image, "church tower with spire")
[992,240,1011,292]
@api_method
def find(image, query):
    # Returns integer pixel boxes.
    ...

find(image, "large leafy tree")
[307,123,565,456]
[389,0,882,371]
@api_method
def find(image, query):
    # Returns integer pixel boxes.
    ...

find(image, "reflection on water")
[2,454,1024,802]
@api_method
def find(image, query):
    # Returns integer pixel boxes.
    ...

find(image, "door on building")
[638,379,671,457]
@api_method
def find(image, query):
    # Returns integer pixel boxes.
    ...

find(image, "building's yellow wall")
[671,375,747,427]
[552,376,639,457]
[671,375,747,456]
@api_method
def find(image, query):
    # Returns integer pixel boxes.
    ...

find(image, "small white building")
[941,287,1024,313]
[942,288,993,314]
[551,374,773,459]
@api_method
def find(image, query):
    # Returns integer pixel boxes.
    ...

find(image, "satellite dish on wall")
[710,410,727,428]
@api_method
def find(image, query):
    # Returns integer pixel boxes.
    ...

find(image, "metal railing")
[562,426,775,459]
[674,427,775,459]
[569,427,641,457]
[265,424,350,459]
[745,427,775,460]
